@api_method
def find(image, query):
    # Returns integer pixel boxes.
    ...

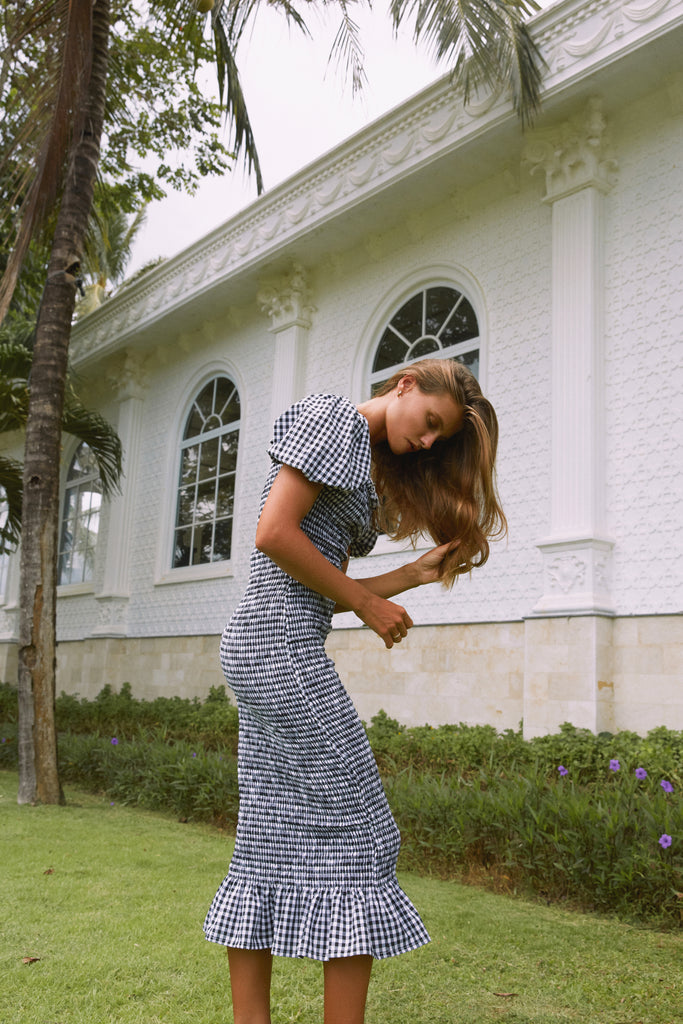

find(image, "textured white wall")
[50,82,682,647]
[603,88,683,615]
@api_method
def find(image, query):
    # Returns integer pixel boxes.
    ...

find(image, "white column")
[92,352,147,637]
[257,263,314,421]
[524,99,617,616]
[522,99,618,737]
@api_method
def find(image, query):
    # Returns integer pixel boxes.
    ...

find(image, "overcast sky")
[127,2,446,273]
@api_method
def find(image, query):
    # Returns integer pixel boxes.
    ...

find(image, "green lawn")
[1,770,681,1024]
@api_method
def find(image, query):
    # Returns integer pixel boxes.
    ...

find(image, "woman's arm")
[255,464,415,648]
[332,543,453,613]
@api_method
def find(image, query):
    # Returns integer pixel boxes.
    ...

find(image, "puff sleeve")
[269,394,372,491]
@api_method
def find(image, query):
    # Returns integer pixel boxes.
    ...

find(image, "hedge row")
[1,684,681,926]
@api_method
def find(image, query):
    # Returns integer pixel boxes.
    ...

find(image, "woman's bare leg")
[323,955,373,1024]
[227,948,273,1024]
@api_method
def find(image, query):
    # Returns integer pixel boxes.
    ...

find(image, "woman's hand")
[355,591,414,650]
[411,541,458,586]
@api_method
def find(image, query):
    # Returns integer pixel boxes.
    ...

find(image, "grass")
[1,771,681,1024]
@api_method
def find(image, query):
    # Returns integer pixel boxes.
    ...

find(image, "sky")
[127,3,446,273]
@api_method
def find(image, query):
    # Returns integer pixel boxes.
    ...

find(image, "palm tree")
[0,0,544,805]
[0,337,123,554]
[76,195,147,316]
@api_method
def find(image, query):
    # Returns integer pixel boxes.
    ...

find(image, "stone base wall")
[0,615,681,735]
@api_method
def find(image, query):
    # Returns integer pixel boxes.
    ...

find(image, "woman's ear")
[398,374,416,393]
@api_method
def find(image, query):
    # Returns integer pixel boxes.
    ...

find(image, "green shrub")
[3,688,682,926]
[387,764,682,926]
[58,733,239,825]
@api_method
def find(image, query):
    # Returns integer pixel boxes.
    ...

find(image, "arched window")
[58,443,102,585]
[172,376,240,568]
[369,285,480,393]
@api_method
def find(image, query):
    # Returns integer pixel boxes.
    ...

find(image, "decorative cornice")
[69,0,683,366]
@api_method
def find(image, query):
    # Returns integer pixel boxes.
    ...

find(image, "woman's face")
[385,376,464,455]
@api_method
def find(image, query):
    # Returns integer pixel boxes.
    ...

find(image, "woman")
[204,359,506,1024]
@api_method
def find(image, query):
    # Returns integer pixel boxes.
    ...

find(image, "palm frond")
[0,0,94,323]
[329,0,368,97]
[0,341,32,434]
[61,397,123,498]
[390,0,545,126]
[0,455,23,553]
[211,11,264,193]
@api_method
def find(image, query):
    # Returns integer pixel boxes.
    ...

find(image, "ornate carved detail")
[257,263,315,332]
[92,595,129,637]
[523,98,618,202]
[534,538,615,615]
[548,555,587,592]
[106,351,148,401]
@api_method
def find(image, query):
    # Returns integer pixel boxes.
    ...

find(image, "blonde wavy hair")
[371,358,507,585]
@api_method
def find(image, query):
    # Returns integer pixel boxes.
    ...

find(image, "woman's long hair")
[371,359,507,586]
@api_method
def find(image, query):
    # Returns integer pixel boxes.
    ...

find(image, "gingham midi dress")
[203,394,430,961]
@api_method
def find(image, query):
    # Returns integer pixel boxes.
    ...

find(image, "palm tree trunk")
[17,0,111,805]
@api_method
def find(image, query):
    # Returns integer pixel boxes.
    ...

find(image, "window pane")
[373,328,409,372]
[195,381,215,419]
[179,445,199,486]
[409,338,440,359]
[440,296,478,345]
[219,387,240,425]
[198,438,219,481]
[219,432,239,474]
[425,287,460,337]
[78,487,101,515]
[216,479,234,518]
[58,546,72,585]
[213,518,233,561]
[195,479,217,522]
[391,294,423,343]
[173,526,192,568]
[184,403,205,440]
[195,522,214,564]
[175,486,195,527]
[454,350,479,376]
[68,442,98,481]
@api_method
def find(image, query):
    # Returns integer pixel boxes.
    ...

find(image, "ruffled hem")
[203,876,430,961]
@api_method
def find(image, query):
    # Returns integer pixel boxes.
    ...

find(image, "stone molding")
[68,0,683,367]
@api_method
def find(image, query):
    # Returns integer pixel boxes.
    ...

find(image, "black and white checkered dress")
[203,394,430,961]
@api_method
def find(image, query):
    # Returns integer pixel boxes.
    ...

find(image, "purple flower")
[557,765,568,776]
[659,834,672,849]
[609,759,620,772]
[111,737,118,746]
[192,752,197,758]
[635,767,647,780]
[661,780,674,793]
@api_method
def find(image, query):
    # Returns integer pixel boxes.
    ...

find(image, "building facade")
[1,0,682,736]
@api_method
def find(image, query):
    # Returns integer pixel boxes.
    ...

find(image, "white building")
[1,0,682,736]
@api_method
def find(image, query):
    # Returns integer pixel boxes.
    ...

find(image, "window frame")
[56,440,102,595]
[156,366,244,586]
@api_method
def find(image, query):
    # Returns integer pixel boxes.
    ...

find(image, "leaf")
[22,956,41,964]
[493,991,517,997]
